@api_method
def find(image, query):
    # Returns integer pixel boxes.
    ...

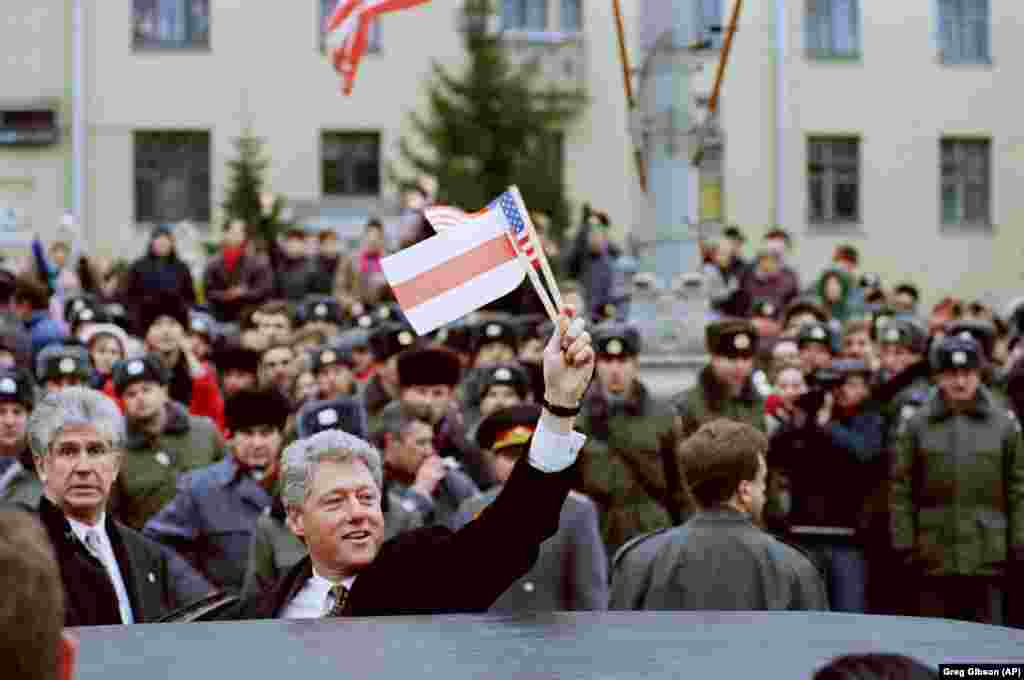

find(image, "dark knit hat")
[111,354,168,395]
[397,348,462,388]
[592,322,642,358]
[945,319,996,361]
[797,322,834,350]
[225,388,291,433]
[476,404,542,454]
[296,397,368,439]
[473,317,518,354]
[309,345,352,374]
[36,345,91,384]
[931,335,982,373]
[705,319,757,358]
[0,368,35,410]
[480,363,531,400]
[877,318,927,354]
[370,322,419,361]
[299,296,345,327]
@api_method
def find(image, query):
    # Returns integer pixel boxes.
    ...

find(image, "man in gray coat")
[452,404,608,613]
[144,388,291,593]
[609,418,827,611]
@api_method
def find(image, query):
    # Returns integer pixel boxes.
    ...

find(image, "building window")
[322,132,380,196]
[938,0,990,64]
[133,0,210,49]
[805,0,860,58]
[941,139,990,227]
[134,131,211,225]
[698,0,723,49]
[808,137,860,225]
[560,0,582,33]
[504,0,549,31]
[320,0,381,52]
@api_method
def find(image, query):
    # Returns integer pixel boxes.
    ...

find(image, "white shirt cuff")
[528,412,586,473]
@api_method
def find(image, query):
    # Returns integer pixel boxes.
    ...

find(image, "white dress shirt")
[283,569,357,619]
[67,513,135,624]
[282,414,586,618]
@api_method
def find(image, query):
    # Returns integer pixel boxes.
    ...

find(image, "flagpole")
[612,0,646,193]
[509,233,559,323]
[509,187,564,312]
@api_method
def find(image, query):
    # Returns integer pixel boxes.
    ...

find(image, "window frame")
[804,0,862,61]
[133,129,212,226]
[937,0,991,65]
[319,0,382,54]
[132,0,211,51]
[320,130,382,198]
[940,138,992,229]
[807,136,861,227]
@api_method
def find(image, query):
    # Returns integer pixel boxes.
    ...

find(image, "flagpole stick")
[509,187,564,312]
[508,233,559,324]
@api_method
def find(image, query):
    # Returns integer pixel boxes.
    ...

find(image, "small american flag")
[424,205,471,231]
[497,191,537,264]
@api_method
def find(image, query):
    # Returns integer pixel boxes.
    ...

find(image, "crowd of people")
[0,188,1016,675]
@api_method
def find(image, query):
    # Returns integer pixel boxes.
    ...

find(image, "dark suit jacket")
[37,496,175,626]
[230,456,576,619]
[609,508,828,612]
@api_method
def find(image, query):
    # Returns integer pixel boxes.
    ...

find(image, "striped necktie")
[326,583,349,617]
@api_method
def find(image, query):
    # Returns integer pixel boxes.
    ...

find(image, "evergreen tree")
[397,0,585,241]
[221,125,290,247]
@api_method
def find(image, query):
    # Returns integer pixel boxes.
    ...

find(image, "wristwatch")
[542,397,581,417]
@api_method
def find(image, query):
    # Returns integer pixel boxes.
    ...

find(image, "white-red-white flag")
[325,0,431,95]
[425,192,539,268]
[381,204,525,335]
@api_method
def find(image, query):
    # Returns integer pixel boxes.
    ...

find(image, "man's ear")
[285,506,305,539]
[58,632,79,680]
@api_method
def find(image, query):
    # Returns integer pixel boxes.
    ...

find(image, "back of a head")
[0,507,65,680]
[677,419,767,509]
[814,653,938,680]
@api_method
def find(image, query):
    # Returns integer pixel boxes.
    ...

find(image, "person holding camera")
[768,359,884,613]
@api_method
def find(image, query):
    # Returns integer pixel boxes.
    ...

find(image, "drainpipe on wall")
[71,0,85,240]
[774,0,786,229]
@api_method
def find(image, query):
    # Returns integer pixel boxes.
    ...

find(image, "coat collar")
[124,401,190,449]
[927,385,996,422]
[699,365,758,408]
[689,506,753,526]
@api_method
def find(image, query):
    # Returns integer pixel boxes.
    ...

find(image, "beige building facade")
[716,0,1023,309]
[0,0,642,261]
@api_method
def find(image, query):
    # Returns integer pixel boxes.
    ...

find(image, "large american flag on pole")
[325,0,431,95]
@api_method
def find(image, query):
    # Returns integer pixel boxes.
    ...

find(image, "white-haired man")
[229,311,594,618]
[29,387,178,626]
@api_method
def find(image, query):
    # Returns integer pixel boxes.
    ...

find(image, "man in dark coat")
[108,354,226,530]
[203,220,275,323]
[144,388,290,593]
[673,318,766,439]
[575,323,680,555]
[30,387,176,626]
[227,311,594,619]
[609,419,827,611]
[452,404,608,613]
[564,207,620,322]
[272,226,319,303]
[122,225,196,336]
[0,368,42,506]
[891,335,1024,625]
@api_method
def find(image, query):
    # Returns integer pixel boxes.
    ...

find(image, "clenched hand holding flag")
[325,0,431,95]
